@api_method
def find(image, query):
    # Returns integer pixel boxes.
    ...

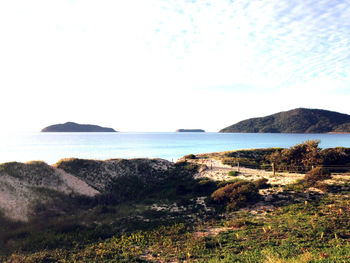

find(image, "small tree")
[273,140,322,172]
[267,150,283,173]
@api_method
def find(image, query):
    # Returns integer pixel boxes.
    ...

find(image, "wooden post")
[237,161,240,173]
[272,163,276,176]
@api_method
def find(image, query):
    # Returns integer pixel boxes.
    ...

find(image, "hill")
[220,108,350,133]
[41,122,117,132]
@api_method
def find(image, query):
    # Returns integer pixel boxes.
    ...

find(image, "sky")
[1,0,350,132]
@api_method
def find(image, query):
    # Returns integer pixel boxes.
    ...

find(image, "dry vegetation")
[0,142,349,262]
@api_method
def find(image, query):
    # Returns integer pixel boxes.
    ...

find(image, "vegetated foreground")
[0,141,349,262]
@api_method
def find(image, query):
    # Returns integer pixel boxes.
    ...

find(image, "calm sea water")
[1,132,350,164]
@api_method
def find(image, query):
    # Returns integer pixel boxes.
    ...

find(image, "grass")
[1,159,349,262]
[2,191,349,262]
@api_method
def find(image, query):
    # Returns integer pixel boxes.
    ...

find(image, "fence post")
[272,163,276,176]
[237,161,240,172]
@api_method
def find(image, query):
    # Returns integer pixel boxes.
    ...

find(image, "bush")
[266,140,322,172]
[304,167,331,184]
[216,178,244,188]
[184,154,196,159]
[254,178,269,189]
[176,184,190,195]
[228,171,239,177]
[194,179,217,195]
[300,167,332,191]
[314,182,330,192]
[211,181,259,210]
[176,161,199,173]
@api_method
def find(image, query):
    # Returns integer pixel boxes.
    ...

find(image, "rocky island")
[41,122,117,132]
[176,129,205,132]
[220,108,350,133]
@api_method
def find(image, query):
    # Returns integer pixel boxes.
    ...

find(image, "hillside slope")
[220,108,350,133]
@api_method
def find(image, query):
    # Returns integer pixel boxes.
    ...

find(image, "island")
[41,122,117,132]
[176,129,205,132]
[220,108,350,133]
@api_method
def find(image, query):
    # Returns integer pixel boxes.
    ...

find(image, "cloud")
[1,0,350,131]
[145,0,350,90]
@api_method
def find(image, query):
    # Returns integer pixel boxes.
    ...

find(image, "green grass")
[2,191,349,262]
[1,161,349,262]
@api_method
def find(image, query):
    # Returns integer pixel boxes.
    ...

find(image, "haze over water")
[1,132,350,164]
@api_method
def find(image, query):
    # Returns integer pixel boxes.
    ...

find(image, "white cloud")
[0,0,350,132]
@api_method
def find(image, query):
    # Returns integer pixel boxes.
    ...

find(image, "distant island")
[220,108,350,133]
[41,122,117,132]
[176,129,205,132]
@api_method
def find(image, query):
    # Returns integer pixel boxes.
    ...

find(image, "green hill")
[220,108,350,133]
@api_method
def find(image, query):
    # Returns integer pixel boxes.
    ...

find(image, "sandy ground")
[187,158,305,185]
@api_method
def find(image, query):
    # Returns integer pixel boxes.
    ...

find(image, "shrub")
[216,178,244,188]
[314,182,330,192]
[194,179,217,195]
[304,167,331,184]
[254,178,269,189]
[267,140,322,172]
[176,184,190,195]
[211,181,259,210]
[176,161,199,173]
[300,167,332,191]
[228,171,239,177]
[184,154,196,159]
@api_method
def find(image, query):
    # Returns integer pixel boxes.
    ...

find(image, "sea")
[1,132,350,164]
